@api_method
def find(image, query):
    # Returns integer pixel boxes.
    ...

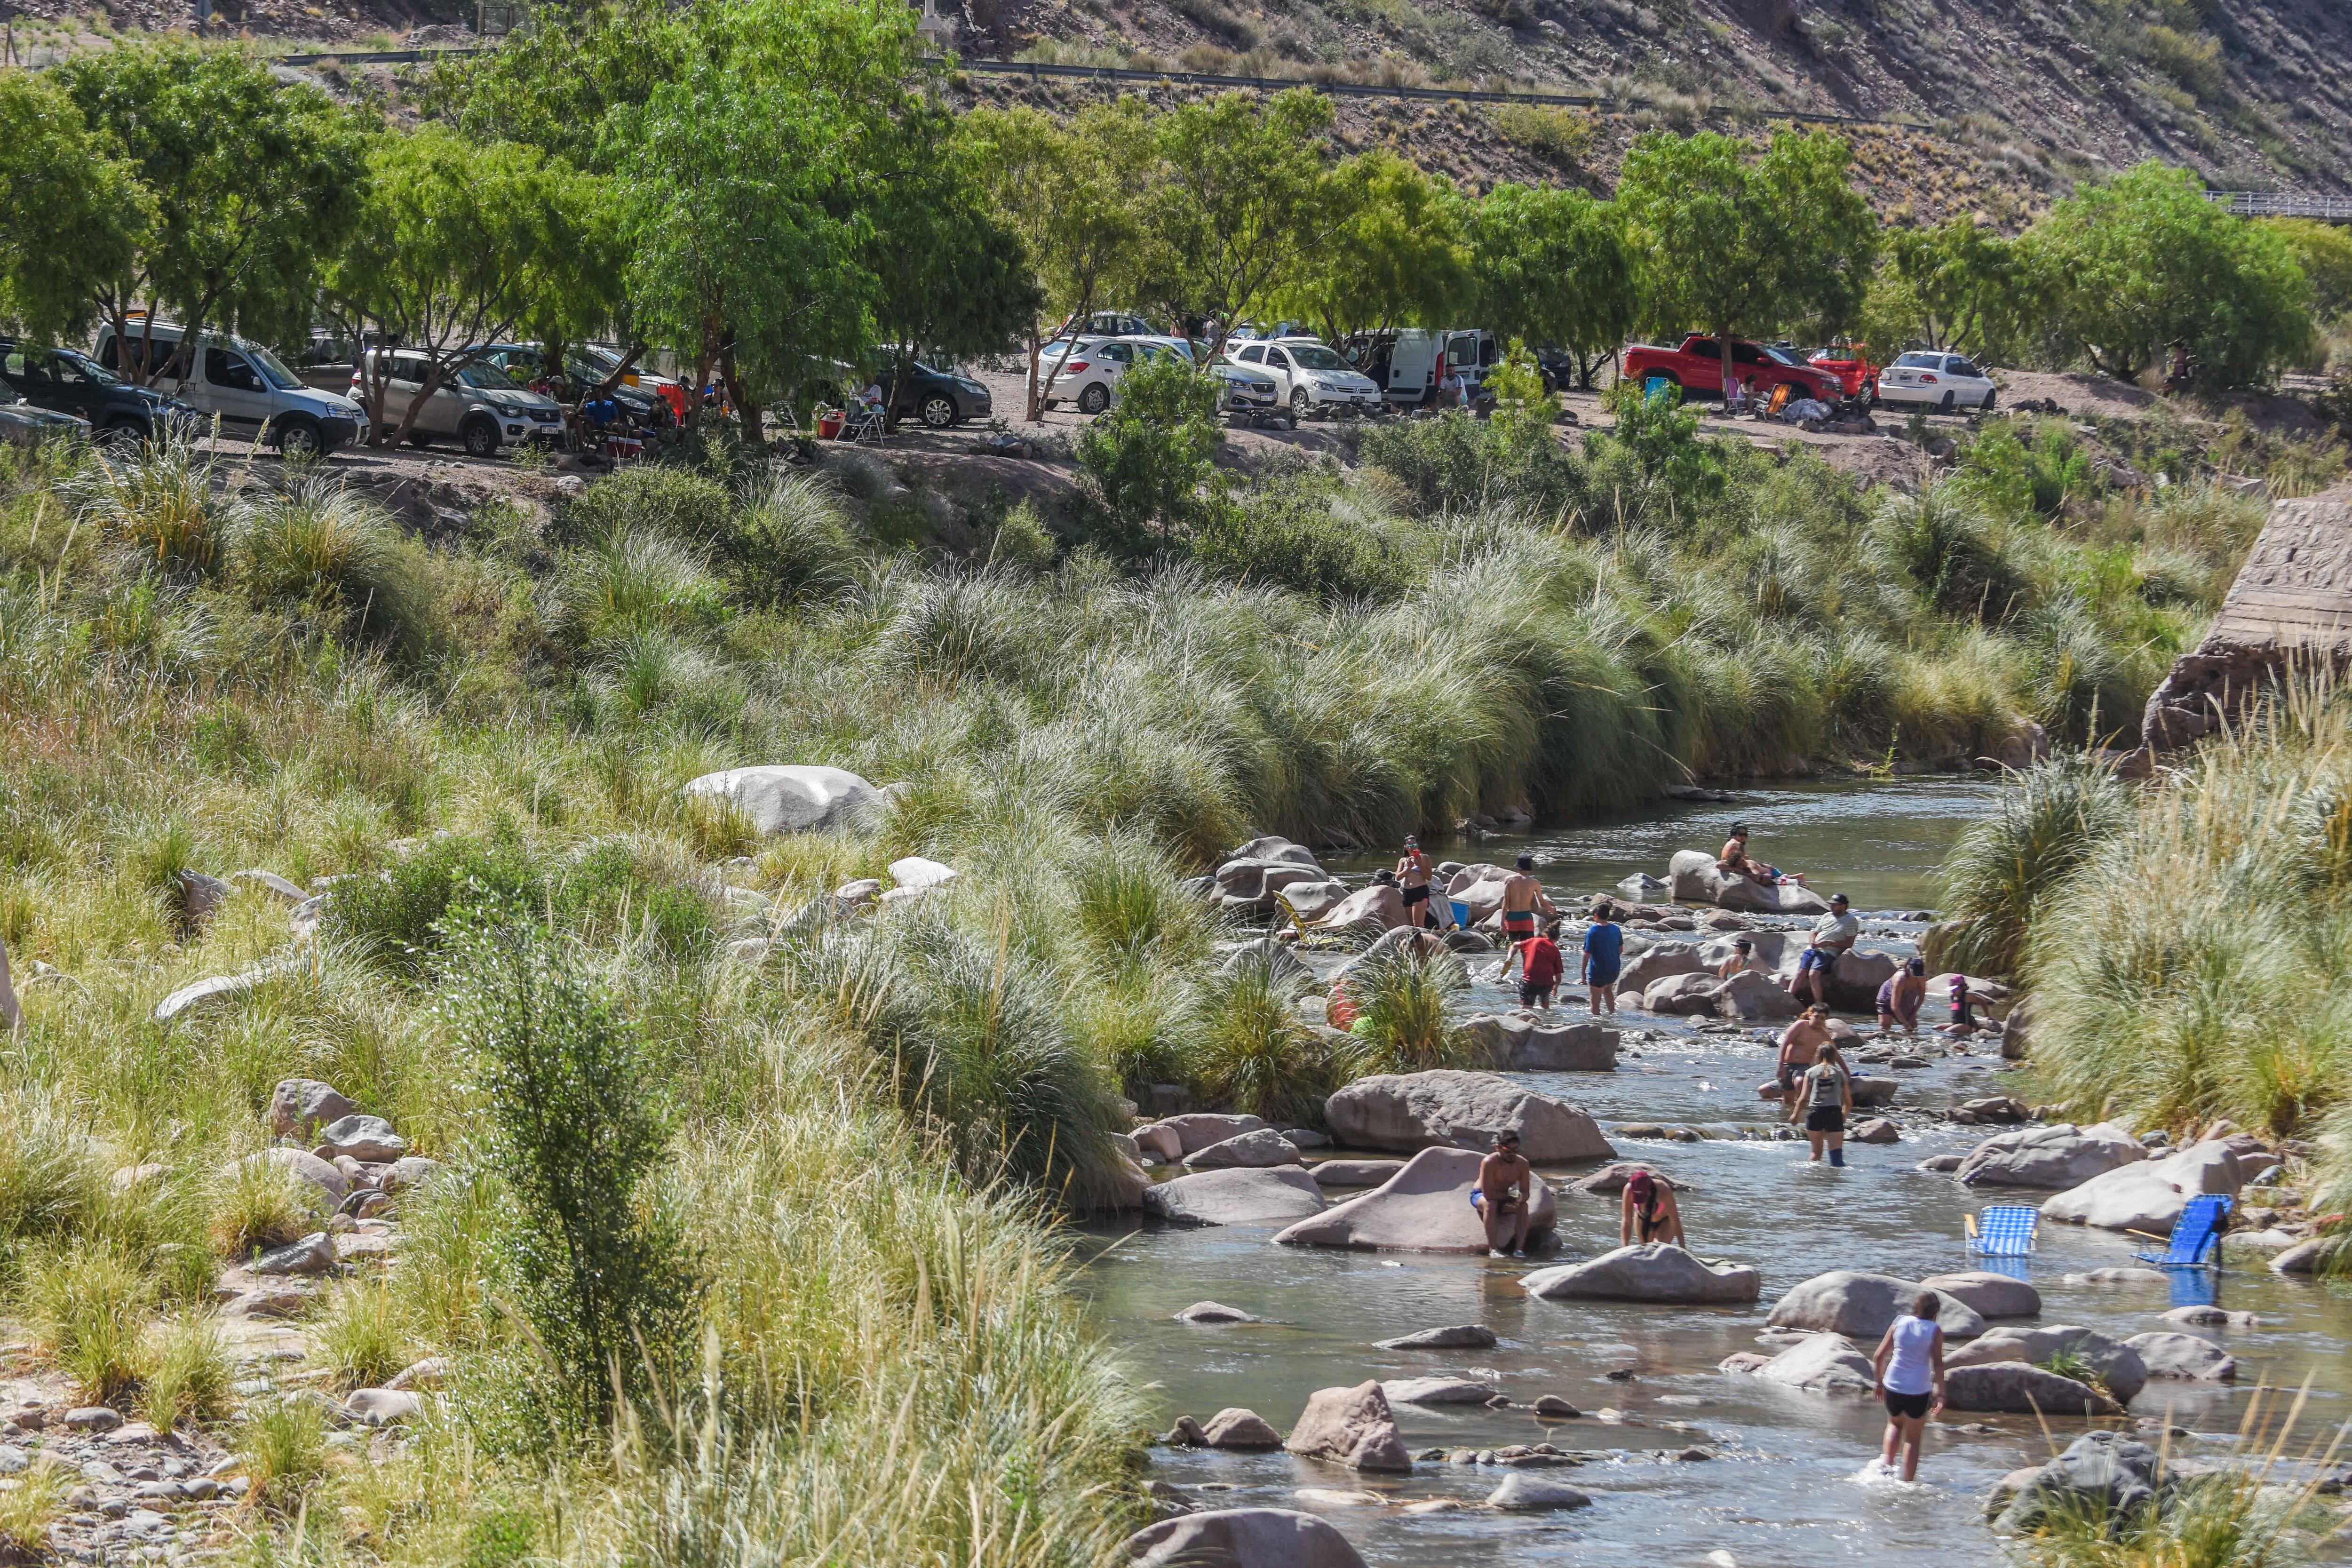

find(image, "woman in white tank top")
[1870,1290,1947,1481]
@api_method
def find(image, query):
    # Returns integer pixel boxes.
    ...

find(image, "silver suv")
[352,349,564,457]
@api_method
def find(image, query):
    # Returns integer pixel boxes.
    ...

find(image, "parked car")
[1620,334,1842,405]
[1071,309,1161,339]
[95,318,366,456]
[1806,340,1879,401]
[0,340,192,446]
[1347,328,1499,406]
[1211,361,1285,427]
[1227,337,1383,418]
[885,361,992,428]
[472,342,675,430]
[579,342,690,423]
[0,391,87,447]
[352,348,565,456]
[1039,336,1186,414]
[1876,350,1996,413]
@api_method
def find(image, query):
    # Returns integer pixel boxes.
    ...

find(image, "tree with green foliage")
[0,73,147,343]
[55,42,367,384]
[962,102,1156,422]
[1616,129,1877,404]
[2264,217,2352,329]
[2026,163,2312,387]
[865,106,1042,430]
[328,128,622,446]
[1868,215,2036,361]
[1150,88,1345,343]
[1277,151,1466,345]
[1465,184,1637,389]
[1074,352,1224,545]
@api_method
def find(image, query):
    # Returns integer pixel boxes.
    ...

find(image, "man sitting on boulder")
[1718,825,1804,887]
[1791,893,1858,1006]
[1475,1129,1535,1259]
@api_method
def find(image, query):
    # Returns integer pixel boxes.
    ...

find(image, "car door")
[0,350,60,416]
[202,343,273,435]
[47,353,115,425]
[1260,345,1295,399]
[405,353,465,436]
[1097,341,1133,389]
[1947,357,1990,402]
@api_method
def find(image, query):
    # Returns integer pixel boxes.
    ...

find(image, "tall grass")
[1345,947,1478,1074]
[1186,953,1332,1124]
[1934,752,2133,977]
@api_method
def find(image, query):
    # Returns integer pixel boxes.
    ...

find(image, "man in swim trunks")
[1477,1129,1534,1258]
[1581,907,1622,1015]
[1878,957,1927,1035]
[1718,823,1769,883]
[1791,893,1858,1006]
[1500,855,1557,947]
[1772,1004,1834,1099]
[1396,836,1437,929]
[1503,922,1565,1011]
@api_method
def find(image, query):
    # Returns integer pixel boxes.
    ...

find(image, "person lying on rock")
[1878,957,1927,1035]
[1619,1168,1685,1249]
[1790,1040,1853,1167]
[1717,936,1762,979]
[1475,1129,1534,1260]
[1500,855,1558,946]
[1502,922,1564,1011]
[1771,1004,1834,1100]
[1397,835,1438,930]
[1791,893,1858,1005]
[1718,825,1806,886]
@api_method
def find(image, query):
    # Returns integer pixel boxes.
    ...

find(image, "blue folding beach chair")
[2132,1194,2233,1270]
[1964,1204,2040,1258]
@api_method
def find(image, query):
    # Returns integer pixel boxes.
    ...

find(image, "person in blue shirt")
[1581,908,1623,1015]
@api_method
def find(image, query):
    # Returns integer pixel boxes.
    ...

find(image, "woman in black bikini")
[1618,1169,1685,1248]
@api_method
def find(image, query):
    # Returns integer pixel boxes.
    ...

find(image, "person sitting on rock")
[1396,835,1438,930]
[1878,957,1927,1036]
[1718,825,1806,887]
[1619,1168,1685,1249]
[1718,936,1762,979]
[1938,973,1983,1038]
[1503,922,1565,1012]
[1500,855,1557,946]
[1791,893,1858,1006]
[1475,1129,1534,1259]
[1772,1004,1834,1099]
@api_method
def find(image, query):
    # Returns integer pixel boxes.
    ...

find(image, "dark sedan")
[890,362,992,429]
[0,341,192,446]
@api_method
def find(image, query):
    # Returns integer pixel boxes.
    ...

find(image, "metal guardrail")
[2204,190,2352,222]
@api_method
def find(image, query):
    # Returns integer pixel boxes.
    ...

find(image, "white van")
[94,318,367,456]
[1359,328,1499,406]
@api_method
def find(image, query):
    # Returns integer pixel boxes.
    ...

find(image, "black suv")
[0,341,192,446]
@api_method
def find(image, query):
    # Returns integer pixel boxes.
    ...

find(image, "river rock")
[1947,1327,2145,1405]
[226,1147,348,1204]
[1988,1433,2161,1532]
[1315,885,1407,932]
[1446,867,1515,923]
[1146,1114,1271,1155]
[1282,881,1351,923]
[2271,1237,2329,1274]
[1216,940,1314,987]
[1461,1013,1618,1071]
[1945,1362,2121,1417]
[1666,851,1830,915]
[250,1232,337,1276]
[1850,1117,1900,1144]
[1185,1129,1305,1170]
[1486,1473,1592,1511]
[154,957,300,1024]
[1919,1272,2041,1319]
[345,1388,421,1427]
[1231,835,1324,868]
[269,1079,357,1139]
[1847,1077,1899,1107]
[1375,1325,1496,1351]
[1616,872,1670,898]
[682,765,880,835]
[1617,942,1708,993]
[1917,1154,1964,1172]
[316,1114,407,1164]
[2041,1139,2244,1234]
[1311,1160,1405,1188]
[1274,1146,1556,1253]
[2064,1267,2171,1286]
[1575,1162,1684,1195]
[1711,969,1803,1021]
[1954,1122,2146,1189]
[1144,1167,1325,1227]
[1215,855,1328,903]
[1381,1377,1500,1406]
[1124,1507,1368,1568]
[2124,1332,2236,1381]
[1520,1243,1760,1305]
[1737,1331,1878,1395]
[1175,1302,1261,1324]
[2162,1305,2260,1329]
[1284,1381,1410,1472]
[1641,972,1722,1016]
[1201,1409,1284,1450]
[1323,1071,1613,1162]
[1767,1272,1985,1340]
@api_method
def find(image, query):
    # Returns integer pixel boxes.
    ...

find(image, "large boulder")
[2041,1139,2244,1234]
[1446,867,1516,924]
[1486,1474,1592,1511]
[1273,1146,1555,1253]
[1200,1409,1284,1450]
[1143,1167,1325,1227]
[1822,949,1900,1014]
[1989,1433,2162,1533]
[2124,1332,2237,1382]
[1124,1508,1368,1568]
[1145,1114,1270,1155]
[1733,1332,1878,1396]
[1954,1122,2147,1189]
[681,765,880,835]
[1666,851,1831,915]
[1216,859,1333,905]
[1919,1272,2041,1320]
[1617,942,1708,993]
[1379,1376,1499,1406]
[1641,972,1723,1016]
[1697,930,1793,974]
[1766,1272,1986,1340]
[1519,1243,1759,1305]
[1460,1013,1618,1071]
[1947,1326,2146,1405]
[224,1147,347,1205]
[1283,1381,1411,1472]
[1185,1129,1305,1170]
[1711,969,1802,1021]
[1322,1072,1614,1162]
[269,1080,356,1140]
[1231,836,1323,868]
[316,1115,406,1164]
[1945,1362,2122,1417]
[1282,881,1351,923]
[1310,1159,1405,1188]
[1314,885,1406,932]
[155,958,300,1024]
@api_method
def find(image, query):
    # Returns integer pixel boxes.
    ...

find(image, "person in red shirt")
[1503,923,1565,1011]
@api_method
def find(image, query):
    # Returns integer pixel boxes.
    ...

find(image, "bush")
[0,1464,68,1556]
[1344,947,1476,1073]
[1934,752,2130,977]
[236,1394,334,1512]
[1186,953,1333,1124]
[24,1243,153,1402]
[314,1273,416,1392]
[136,1313,234,1430]
[1074,354,1224,542]
[1189,470,1414,600]
[1362,406,1585,520]
[209,1156,329,1260]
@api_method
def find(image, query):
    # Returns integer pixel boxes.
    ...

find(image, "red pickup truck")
[1621,334,1843,404]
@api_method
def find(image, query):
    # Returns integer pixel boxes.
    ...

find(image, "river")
[1081,780,2352,1566]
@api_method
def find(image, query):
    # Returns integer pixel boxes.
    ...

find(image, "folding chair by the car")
[2132,1194,2233,1270]
[1964,1204,2040,1258]
[840,399,887,446]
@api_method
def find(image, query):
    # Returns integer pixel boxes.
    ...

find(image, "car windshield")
[245,345,302,391]
[55,350,119,385]
[576,344,621,371]
[457,361,523,392]
[1894,352,1942,368]
[1764,347,1807,367]
[1285,344,1348,372]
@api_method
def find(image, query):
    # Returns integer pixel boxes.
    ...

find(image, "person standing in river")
[1502,921,1565,1011]
[1790,1039,1853,1166]
[1397,836,1438,930]
[1477,1129,1535,1258]
[1581,906,1623,1015]
[1773,1003,1834,1098]
[1791,893,1859,1006]
[1500,855,1557,947]
[1870,1290,1947,1482]
[1878,957,1927,1035]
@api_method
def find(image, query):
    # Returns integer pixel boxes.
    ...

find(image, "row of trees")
[0,6,2335,452]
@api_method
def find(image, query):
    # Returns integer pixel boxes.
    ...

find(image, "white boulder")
[1322,1071,1614,1162]
[1520,1243,1760,1305]
[681,765,880,835]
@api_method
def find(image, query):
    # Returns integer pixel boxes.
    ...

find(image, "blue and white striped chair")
[1964,1204,2040,1258]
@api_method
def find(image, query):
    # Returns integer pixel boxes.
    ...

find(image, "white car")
[1876,350,1996,414]
[1040,335,1187,415]
[1227,337,1383,418]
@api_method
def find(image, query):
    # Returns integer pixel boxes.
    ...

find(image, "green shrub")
[24,1243,153,1403]
[1934,752,2130,977]
[1190,470,1415,600]
[1344,947,1476,1073]
[209,1156,329,1261]
[314,1273,416,1392]
[1074,353,1223,542]
[1187,952,1333,1124]
[137,1313,234,1430]
[236,1394,334,1512]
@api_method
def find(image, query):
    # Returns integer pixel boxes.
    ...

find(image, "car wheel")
[1290,387,1312,418]
[921,394,957,429]
[1078,383,1110,416]
[461,415,501,458]
[1980,390,1997,412]
[273,415,324,459]
[100,417,146,450]
[1938,391,1956,414]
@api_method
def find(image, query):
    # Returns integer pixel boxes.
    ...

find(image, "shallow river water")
[1080,781,2352,1567]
